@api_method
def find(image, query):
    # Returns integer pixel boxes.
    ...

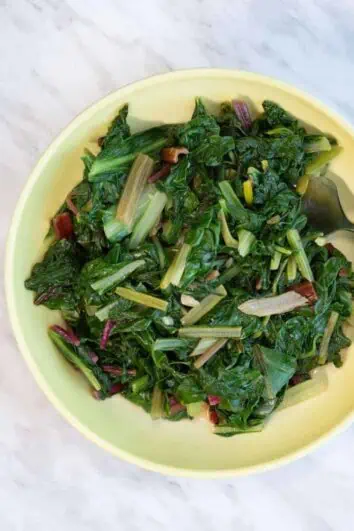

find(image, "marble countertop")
[1,0,354,529]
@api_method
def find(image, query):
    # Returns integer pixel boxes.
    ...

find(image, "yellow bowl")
[6,70,354,477]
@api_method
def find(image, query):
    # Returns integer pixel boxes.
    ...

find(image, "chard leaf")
[262,100,296,127]
[89,126,171,181]
[192,135,235,166]
[176,377,206,404]
[100,104,130,149]
[255,346,296,396]
[175,98,220,149]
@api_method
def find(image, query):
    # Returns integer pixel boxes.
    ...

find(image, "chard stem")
[151,386,163,420]
[179,326,242,338]
[91,260,145,294]
[286,229,314,282]
[305,145,342,175]
[194,339,228,369]
[270,251,282,271]
[160,243,191,289]
[318,311,339,365]
[116,287,168,312]
[238,229,255,257]
[115,153,154,235]
[129,190,167,249]
[181,285,227,326]
[219,208,238,249]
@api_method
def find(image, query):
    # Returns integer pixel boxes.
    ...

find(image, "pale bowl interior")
[6,70,354,476]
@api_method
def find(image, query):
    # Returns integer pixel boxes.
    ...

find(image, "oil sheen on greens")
[25,98,354,436]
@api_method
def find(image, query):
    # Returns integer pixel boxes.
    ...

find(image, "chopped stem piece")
[272,258,288,295]
[232,100,252,130]
[154,338,193,351]
[318,311,339,365]
[217,265,240,285]
[100,319,116,349]
[194,339,228,369]
[305,145,342,174]
[66,193,79,216]
[219,208,238,249]
[266,127,292,136]
[238,229,255,257]
[148,163,171,183]
[286,229,314,281]
[274,245,292,255]
[160,243,191,289]
[115,153,154,238]
[152,236,166,269]
[179,326,242,338]
[103,366,136,376]
[181,285,227,326]
[116,287,168,312]
[304,136,331,153]
[219,181,246,220]
[238,291,308,317]
[50,325,80,346]
[91,260,145,294]
[243,179,253,206]
[151,386,163,420]
[214,424,264,435]
[95,301,119,322]
[129,190,167,249]
[296,175,309,196]
[190,338,218,357]
[103,209,126,243]
[270,251,282,271]
[287,255,297,281]
[181,294,200,307]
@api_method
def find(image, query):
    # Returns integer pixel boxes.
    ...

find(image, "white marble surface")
[1,0,354,529]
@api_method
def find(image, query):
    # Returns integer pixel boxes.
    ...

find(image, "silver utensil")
[302,176,354,235]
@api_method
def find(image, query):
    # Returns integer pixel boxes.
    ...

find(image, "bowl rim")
[5,68,354,477]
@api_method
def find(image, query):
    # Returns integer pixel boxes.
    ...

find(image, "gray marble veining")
[1,0,354,529]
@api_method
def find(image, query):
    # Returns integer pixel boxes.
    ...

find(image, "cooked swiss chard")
[25,98,353,436]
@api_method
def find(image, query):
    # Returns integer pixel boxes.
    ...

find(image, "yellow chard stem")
[116,287,168,312]
[160,243,191,289]
[181,285,227,326]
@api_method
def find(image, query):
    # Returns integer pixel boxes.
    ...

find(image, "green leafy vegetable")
[25,98,353,436]
[99,104,130,149]
[89,127,170,181]
[192,135,235,166]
